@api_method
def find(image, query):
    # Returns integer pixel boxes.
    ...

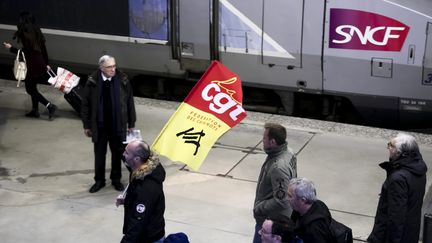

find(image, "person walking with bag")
[3,11,57,120]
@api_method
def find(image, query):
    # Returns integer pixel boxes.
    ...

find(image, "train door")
[261,0,302,67]
[423,22,432,85]
[177,0,213,73]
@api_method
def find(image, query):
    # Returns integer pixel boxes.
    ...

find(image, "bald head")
[123,140,151,170]
[129,140,150,162]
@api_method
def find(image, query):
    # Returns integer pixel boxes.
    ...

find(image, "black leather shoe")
[47,104,57,121]
[89,181,106,193]
[25,110,40,118]
[112,181,125,191]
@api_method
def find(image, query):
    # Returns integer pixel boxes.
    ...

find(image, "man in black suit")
[82,55,136,193]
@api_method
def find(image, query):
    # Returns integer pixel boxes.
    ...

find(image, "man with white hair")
[286,177,333,243]
[82,55,136,193]
[368,133,428,243]
[260,178,340,243]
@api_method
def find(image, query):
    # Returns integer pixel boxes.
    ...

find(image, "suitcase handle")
[47,68,56,78]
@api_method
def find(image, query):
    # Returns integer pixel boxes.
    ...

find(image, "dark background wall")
[0,0,129,36]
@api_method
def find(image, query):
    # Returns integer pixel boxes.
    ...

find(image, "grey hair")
[289,177,317,204]
[393,133,419,155]
[98,55,114,67]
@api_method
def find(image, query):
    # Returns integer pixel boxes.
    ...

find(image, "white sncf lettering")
[332,25,405,46]
[201,83,245,121]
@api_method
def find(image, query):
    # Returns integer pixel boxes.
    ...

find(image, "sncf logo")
[329,8,410,51]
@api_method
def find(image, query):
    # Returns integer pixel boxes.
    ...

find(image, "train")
[0,0,431,128]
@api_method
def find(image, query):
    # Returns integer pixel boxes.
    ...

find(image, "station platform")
[0,79,431,243]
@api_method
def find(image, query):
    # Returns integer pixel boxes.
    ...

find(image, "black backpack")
[330,218,353,243]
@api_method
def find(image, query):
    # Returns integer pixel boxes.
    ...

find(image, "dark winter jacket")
[368,152,427,243]
[291,200,333,243]
[121,160,166,243]
[81,69,136,142]
[254,143,297,224]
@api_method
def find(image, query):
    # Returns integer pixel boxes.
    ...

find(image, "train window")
[129,0,168,41]
[219,0,263,55]
[219,0,300,67]
[0,0,129,36]
[0,0,168,41]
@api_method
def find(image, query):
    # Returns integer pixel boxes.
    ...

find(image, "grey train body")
[0,0,431,127]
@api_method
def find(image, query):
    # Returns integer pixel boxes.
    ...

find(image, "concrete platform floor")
[0,79,431,243]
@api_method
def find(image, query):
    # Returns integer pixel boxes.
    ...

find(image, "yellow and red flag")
[151,61,247,171]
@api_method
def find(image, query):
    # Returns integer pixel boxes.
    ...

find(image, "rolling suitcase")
[64,85,84,116]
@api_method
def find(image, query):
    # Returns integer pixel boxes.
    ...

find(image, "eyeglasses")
[387,142,395,149]
[103,65,116,69]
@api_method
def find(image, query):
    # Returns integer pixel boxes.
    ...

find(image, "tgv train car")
[0,0,431,128]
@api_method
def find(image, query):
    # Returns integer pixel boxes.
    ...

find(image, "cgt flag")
[151,61,247,171]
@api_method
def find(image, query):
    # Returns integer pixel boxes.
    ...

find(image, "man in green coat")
[253,123,297,243]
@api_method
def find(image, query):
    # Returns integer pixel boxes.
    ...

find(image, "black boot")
[47,103,57,121]
[25,110,40,118]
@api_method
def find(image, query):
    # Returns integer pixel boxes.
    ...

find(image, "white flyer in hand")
[123,129,142,144]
